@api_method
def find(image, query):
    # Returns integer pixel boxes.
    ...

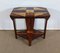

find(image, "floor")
[0,30,60,53]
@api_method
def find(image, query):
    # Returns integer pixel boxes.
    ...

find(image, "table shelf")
[17,30,44,40]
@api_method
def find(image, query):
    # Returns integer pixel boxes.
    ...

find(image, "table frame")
[10,7,50,46]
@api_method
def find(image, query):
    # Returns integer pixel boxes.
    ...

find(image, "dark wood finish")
[13,19,17,39]
[10,7,50,46]
[17,30,43,40]
[43,19,48,39]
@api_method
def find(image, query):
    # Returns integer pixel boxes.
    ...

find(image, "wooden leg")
[25,17,34,46]
[13,19,17,39]
[28,34,32,46]
[43,19,48,39]
[29,38,32,46]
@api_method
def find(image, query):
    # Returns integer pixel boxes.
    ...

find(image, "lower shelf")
[16,30,44,40]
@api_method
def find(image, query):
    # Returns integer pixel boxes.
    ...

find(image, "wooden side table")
[10,7,50,46]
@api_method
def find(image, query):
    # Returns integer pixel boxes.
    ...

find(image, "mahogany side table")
[10,7,50,46]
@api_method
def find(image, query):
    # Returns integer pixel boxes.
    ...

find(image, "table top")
[10,7,50,19]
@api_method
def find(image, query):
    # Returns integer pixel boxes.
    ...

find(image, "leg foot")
[43,36,45,39]
[15,35,17,39]
[29,42,31,46]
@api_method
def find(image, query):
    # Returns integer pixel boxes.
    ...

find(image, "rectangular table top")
[10,7,50,19]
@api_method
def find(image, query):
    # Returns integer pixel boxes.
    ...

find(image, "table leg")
[13,19,17,39]
[28,34,32,46]
[26,17,34,46]
[43,19,48,39]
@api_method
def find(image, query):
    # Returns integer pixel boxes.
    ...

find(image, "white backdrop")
[0,0,60,30]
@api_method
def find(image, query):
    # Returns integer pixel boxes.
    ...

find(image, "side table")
[10,7,50,46]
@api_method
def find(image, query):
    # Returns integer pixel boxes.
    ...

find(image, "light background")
[0,0,60,30]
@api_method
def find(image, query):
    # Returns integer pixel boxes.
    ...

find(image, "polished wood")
[10,7,50,46]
